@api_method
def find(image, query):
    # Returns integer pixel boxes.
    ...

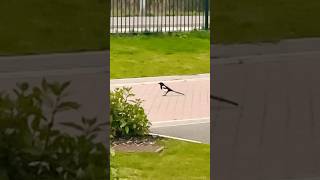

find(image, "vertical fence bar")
[202,0,205,29]
[116,0,118,33]
[175,0,177,31]
[152,0,155,32]
[184,0,186,31]
[193,0,195,29]
[149,0,151,32]
[188,0,190,31]
[121,0,123,33]
[164,0,166,32]
[172,0,175,32]
[125,0,127,33]
[151,0,153,32]
[190,0,192,30]
[133,0,136,32]
[177,0,180,31]
[141,0,143,32]
[198,0,201,30]
[124,0,126,33]
[111,0,112,33]
[169,0,171,32]
[129,0,131,33]
[160,0,163,32]
[140,0,141,32]
[157,0,159,32]
[205,0,209,30]
[145,0,146,32]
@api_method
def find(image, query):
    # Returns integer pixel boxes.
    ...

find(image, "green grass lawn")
[110,31,210,79]
[213,0,320,44]
[0,0,109,55]
[112,139,210,180]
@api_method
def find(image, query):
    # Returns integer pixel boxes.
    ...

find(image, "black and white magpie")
[158,82,238,106]
[158,82,184,96]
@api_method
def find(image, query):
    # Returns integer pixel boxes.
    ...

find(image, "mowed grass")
[110,31,210,79]
[0,0,108,55]
[112,139,210,180]
[213,0,320,44]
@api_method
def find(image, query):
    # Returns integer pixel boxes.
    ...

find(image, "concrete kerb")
[110,73,210,87]
[150,117,210,128]
[149,133,204,144]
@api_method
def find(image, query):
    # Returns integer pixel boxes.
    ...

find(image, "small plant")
[0,79,108,180]
[110,87,150,138]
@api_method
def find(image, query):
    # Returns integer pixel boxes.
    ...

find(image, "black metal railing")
[111,0,210,33]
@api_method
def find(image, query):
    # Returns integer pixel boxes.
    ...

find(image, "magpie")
[211,95,239,106]
[158,82,184,96]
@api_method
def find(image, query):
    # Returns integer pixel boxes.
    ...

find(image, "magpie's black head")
[158,82,164,86]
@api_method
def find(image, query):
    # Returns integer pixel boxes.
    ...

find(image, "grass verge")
[110,31,210,79]
[112,139,210,180]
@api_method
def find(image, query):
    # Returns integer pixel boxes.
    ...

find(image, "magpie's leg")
[163,90,169,96]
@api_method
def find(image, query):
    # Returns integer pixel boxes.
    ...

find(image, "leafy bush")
[0,79,108,180]
[110,87,150,138]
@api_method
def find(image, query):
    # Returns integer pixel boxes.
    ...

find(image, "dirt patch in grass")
[112,135,164,153]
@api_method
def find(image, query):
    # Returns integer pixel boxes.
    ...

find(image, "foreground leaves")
[0,79,108,180]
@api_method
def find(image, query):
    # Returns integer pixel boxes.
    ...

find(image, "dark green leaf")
[60,122,85,132]
[57,101,80,112]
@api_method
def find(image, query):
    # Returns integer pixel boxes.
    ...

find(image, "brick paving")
[110,74,210,123]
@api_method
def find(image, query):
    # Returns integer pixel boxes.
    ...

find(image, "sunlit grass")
[112,139,210,180]
[111,31,210,79]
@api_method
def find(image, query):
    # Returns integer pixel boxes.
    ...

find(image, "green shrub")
[110,87,150,138]
[0,79,108,180]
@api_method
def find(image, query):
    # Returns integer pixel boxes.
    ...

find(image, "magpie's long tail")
[211,95,239,106]
[172,90,185,95]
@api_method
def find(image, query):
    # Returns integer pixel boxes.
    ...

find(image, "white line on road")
[149,133,204,144]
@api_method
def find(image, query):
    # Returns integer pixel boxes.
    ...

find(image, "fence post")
[204,0,209,30]
[140,0,146,16]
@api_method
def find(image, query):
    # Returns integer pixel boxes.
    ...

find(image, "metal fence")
[111,0,210,33]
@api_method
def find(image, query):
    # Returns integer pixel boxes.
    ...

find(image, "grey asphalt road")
[150,119,210,144]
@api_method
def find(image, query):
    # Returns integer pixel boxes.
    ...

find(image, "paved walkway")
[212,38,320,179]
[111,74,210,143]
